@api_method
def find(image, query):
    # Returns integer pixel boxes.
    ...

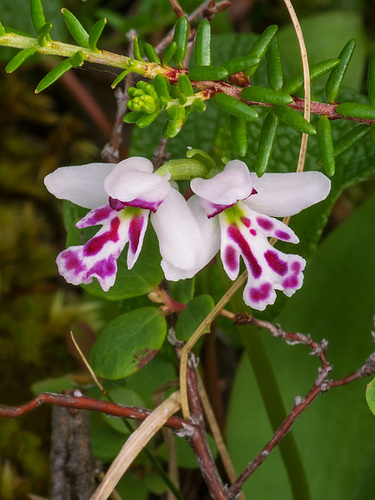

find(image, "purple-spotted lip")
[109,196,163,213]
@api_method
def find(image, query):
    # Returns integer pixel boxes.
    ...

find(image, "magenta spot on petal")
[250,229,257,236]
[109,197,127,211]
[291,261,301,273]
[283,275,299,289]
[257,217,273,230]
[207,202,235,218]
[109,196,161,213]
[250,187,258,196]
[228,225,262,278]
[275,230,291,241]
[126,197,162,213]
[225,245,237,271]
[84,217,121,256]
[241,216,251,227]
[250,283,271,303]
[90,256,117,279]
[129,216,144,254]
[264,250,288,276]
[61,250,86,275]
[84,206,113,225]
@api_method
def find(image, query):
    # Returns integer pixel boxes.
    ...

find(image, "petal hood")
[191,160,254,206]
[104,157,171,211]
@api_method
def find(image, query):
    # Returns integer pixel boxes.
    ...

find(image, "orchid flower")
[190,160,331,311]
[44,157,209,290]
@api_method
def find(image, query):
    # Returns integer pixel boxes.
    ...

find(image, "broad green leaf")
[31,376,75,393]
[66,215,163,300]
[175,294,214,341]
[227,194,375,499]
[90,307,167,379]
[366,378,375,416]
[168,278,195,304]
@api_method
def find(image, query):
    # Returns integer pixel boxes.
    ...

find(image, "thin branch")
[226,314,375,498]
[168,0,185,18]
[185,357,228,500]
[0,392,188,431]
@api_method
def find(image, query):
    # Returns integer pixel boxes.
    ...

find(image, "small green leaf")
[336,101,375,120]
[30,0,47,33]
[178,74,193,97]
[195,19,211,66]
[272,105,316,135]
[366,378,375,416]
[241,86,292,105]
[61,8,90,48]
[136,111,159,128]
[175,295,214,341]
[189,65,228,81]
[221,54,259,76]
[90,308,167,379]
[6,47,37,73]
[165,107,185,137]
[132,34,143,61]
[123,110,143,123]
[267,37,283,90]
[256,110,279,176]
[368,53,375,108]
[111,70,131,89]
[37,22,53,46]
[154,74,170,100]
[231,116,248,157]
[173,16,189,68]
[0,20,5,36]
[326,39,356,104]
[137,80,158,100]
[36,58,73,93]
[283,58,341,95]
[89,18,107,51]
[247,25,278,64]
[162,41,177,66]
[143,42,161,64]
[213,93,258,121]
[317,115,335,176]
[332,123,370,158]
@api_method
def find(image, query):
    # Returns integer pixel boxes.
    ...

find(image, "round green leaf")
[90,307,167,379]
[175,294,214,341]
[195,19,211,67]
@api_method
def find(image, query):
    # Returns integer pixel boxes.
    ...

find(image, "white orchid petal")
[44,163,115,209]
[247,171,331,217]
[161,259,200,281]
[191,160,254,207]
[188,195,220,262]
[104,157,171,209]
[151,188,206,272]
[126,209,149,269]
[218,204,306,311]
[57,206,131,290]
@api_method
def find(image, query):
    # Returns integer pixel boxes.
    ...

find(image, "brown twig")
[184,356,228,500]
[168,0,185,18]
[0,391,188,431]
[225,313,375,498]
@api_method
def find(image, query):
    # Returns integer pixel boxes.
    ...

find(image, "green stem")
[0,31,168,78]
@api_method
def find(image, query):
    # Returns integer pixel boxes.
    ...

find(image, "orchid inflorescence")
[45,156,330,311]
